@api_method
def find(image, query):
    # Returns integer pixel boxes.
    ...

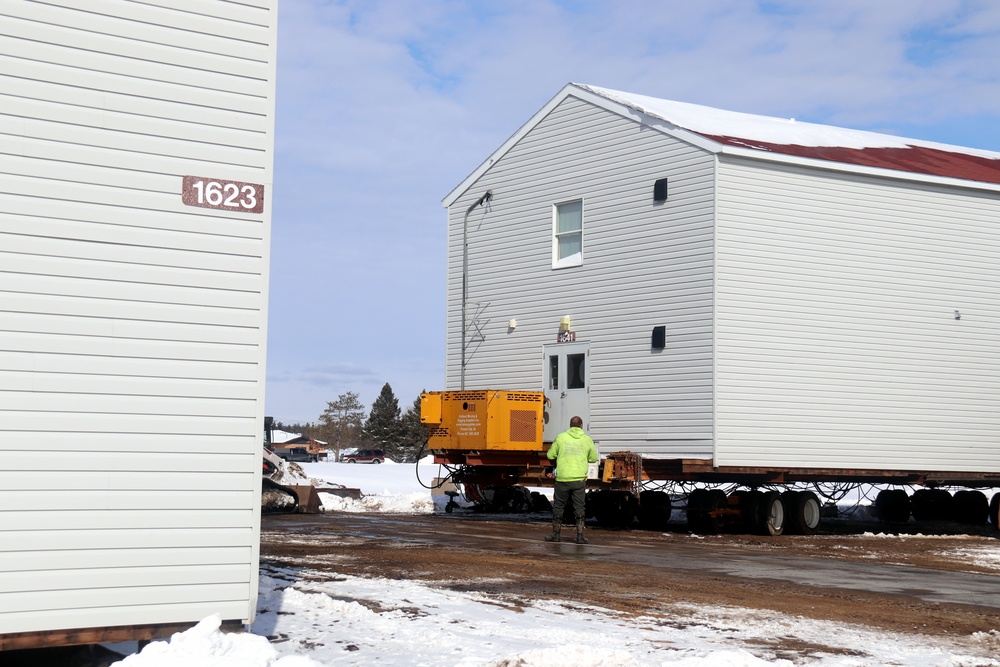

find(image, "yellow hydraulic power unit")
[420,390,544,451]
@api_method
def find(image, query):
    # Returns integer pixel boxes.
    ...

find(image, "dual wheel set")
[587,488,821,536]
[874,488,1000,526]
[687,488,821,536]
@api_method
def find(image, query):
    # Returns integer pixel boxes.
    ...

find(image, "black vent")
[653,178,668,202]
[652,325,666,350]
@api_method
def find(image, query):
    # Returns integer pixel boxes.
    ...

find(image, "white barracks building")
[0,1,277,649]
[444,83,1000,478]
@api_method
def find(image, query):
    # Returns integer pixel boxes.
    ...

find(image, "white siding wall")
[446,96,717,456]
[0,1,275,636]
[716,157,1000,471]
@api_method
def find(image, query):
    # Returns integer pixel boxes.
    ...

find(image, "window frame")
[552,198,584,269]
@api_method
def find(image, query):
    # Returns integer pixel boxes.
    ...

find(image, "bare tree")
[317,391,366,461]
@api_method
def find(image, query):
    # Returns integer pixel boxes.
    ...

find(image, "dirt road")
[261,512,1000,647]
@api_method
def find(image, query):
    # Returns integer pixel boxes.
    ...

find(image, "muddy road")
[261,512,1000,643]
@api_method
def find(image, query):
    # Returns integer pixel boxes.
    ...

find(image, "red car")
[340,449,385,464]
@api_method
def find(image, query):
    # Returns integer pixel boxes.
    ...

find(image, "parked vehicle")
[341,449,385,464]
[276,447,315,463]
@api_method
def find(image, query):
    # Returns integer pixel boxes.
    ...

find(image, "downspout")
[461,189,493,390]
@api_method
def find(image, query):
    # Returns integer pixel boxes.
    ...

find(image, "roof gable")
[444,83,1000,208]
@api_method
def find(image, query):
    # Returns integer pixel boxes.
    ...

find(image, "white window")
[553,199,583,268]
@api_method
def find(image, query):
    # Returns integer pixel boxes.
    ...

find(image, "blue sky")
[266,0,1000,424]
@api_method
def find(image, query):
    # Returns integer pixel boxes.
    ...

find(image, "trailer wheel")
[638,490,672,531]
[874,489,910,524]
[952,490,988,525]
[801,491,822,534]
[785,491,822,535]
[912,488,955,522]
[704,489,727,533]
[686,489,708,533]
[910,489,934,521]
[730,490,763,531]
[780,491,801,534]
[755,491,784,536]
[990,493,1000,529]
[591,490,637,528]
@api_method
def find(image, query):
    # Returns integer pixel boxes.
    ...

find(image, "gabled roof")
[443,83,1000,207]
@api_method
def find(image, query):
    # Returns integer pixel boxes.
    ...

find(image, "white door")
[542,342,590,442]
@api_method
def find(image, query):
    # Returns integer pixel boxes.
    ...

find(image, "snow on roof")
[580,84,1000,186]
[271,429,301,444]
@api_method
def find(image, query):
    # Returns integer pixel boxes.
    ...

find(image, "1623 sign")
[182,176,265,214]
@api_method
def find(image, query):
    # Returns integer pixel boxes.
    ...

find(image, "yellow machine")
[420,390,544,452]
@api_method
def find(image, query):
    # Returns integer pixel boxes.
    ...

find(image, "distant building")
[270,431,328,460]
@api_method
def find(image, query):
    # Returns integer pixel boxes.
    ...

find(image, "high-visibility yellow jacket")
[546,427,598,482]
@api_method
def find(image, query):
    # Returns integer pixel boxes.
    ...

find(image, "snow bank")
[318,490,434,514]
[111,615,321,667]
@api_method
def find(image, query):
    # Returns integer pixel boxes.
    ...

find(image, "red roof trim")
[701,134,1000,186]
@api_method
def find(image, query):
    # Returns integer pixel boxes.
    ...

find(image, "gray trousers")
[552,480,587,521]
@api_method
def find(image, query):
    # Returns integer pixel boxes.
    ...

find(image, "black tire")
[729,490,763,531]
[372,459,382,464]
[686,489,708,533]
[910,488,934,521]
[531,491,553,513]
[799,491,822,534]
[638,490,672,531]
[785,490,822,535]
[952,490,988,525]
[347,459,356,464]
[755,491,784,536]
[780,491,802,534]
[874,489,910,524]
[591,490,636,528]
[931,489,954,521]
[703,489,727,533]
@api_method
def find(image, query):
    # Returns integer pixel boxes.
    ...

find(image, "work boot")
[544,520,561,542]
[575,518,589,544]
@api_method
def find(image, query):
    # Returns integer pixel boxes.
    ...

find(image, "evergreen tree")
[318,391,366,460]
[398,392,429,463]
[364,383,404,461]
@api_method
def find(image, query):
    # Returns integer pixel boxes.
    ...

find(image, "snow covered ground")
[111,460,1000,667]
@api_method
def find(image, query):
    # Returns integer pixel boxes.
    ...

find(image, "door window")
[567,353,585,389]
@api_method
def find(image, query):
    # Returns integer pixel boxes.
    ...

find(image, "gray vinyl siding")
[715,157,1000,471]
[0,0,274,637]
[446,95,717,456]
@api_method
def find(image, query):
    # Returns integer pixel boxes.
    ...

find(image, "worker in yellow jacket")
[545,416,598,544]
